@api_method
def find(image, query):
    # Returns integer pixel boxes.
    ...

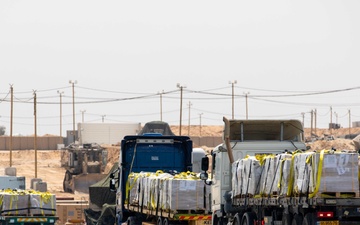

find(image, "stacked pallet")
[0,189,56,216]
[126,170,210,212]
[231,150,359,198]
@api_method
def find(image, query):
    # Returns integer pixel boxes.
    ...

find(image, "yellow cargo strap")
[309,149,325,198]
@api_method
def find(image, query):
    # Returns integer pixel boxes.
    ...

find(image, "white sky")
[0,1,360,136]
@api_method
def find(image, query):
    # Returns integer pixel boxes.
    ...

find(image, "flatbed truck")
[110,121,211,225]
[201,117,360,225]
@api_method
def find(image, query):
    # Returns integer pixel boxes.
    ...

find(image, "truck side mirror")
[110,178,116,192]
[109,172,117,192]
[201,156,209,171]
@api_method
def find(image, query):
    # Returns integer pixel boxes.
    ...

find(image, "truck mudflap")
[175,215,212,220]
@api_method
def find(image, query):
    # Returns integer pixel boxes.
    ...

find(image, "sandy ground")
[0,126,358,201]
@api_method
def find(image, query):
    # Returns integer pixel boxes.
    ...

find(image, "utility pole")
[301,112,305,127]
[9,85,13,167]
[159,90,164,121]
[314,109,317,136]
[244,92,250,120]
[310,110,314,138]
[80,110,86,123]
[177,83,186,135]
[69,80,77,143]
[33,90,38,178]
[330,106,333,135]
[348,109,351,138]
[57,91,64,137]
[199,113,203,137]
[187,101,192,136]
[229,80,237,119]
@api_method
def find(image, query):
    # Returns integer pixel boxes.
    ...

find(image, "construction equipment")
[62,142,108,193]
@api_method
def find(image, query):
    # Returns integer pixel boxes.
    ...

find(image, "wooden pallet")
[315,191,360,198]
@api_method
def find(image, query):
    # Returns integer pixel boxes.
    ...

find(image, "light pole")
[9,85,13,167]
[177,83,186,135]
[244,92,250,120]
[229,80,237,119]
[69,80,77,143]
[57,91,64,137]
[33,90,38,178]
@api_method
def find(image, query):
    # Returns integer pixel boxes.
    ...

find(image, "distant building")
[352,121,360,128]
[329,123,341,129]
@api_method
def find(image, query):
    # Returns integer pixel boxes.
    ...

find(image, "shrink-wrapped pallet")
[259,155,276,196]
[147,172,173,210]
[232,156,262,197]
[165,175,210,211]
[29,192,56,215]
[292,152,315,195]
[292,150,359,196]
[278,157,292,196]
[127,172,149,205]
[239,156,262,196]
[231,159,244,198]
[269,153,293,196]
[0,191,28,215]
[310,151,359,194]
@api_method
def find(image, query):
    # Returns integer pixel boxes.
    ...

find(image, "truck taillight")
[254,220,265,225]
[317,212,334,218]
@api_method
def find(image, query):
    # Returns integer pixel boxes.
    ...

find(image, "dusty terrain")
[0,126,358,201]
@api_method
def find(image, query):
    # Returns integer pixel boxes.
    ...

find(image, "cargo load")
[231,150,360,199]
[126,171,210,212]
[0,189,56,216]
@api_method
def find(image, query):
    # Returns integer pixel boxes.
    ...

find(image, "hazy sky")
[1,1,360,136]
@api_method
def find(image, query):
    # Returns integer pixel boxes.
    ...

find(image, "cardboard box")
[56,203,88,225]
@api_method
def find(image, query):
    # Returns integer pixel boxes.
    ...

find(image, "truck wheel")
[157,217,163,225]
[241,212,256,225]
[302,213,315,225]
[127,216,140,225]
[163,218,170,225]
[233,213,241,225]
[213,216,223,225]
[282,213,292,225]
[291,214,303,225]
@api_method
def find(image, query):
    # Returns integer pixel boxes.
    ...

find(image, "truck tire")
[241,212,256,225]
[282,213,292,225]
[291,214,303,225]
[157,217,163,225]
[233,214,241,225]
[127,216,140,225]
[213,216,222,225]
[302,213,315,225]
[163,218,170,225]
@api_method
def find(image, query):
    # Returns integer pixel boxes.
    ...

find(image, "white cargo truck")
[200,117,360,225]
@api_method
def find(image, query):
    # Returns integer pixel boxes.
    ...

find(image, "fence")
[0,136,64,150]
[0,136,221,150]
